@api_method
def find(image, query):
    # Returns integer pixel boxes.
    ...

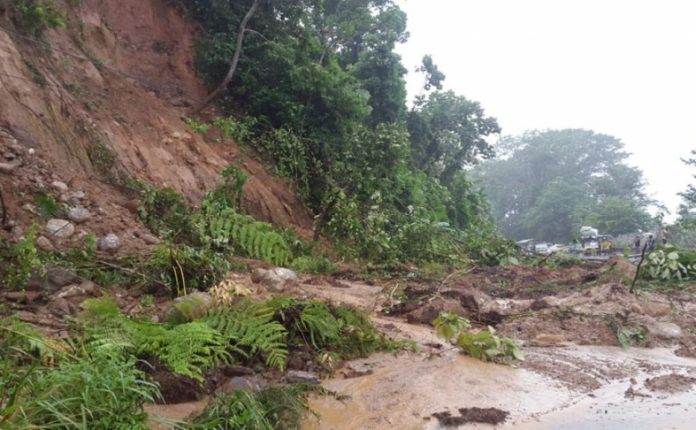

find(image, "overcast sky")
[396,0,696,219]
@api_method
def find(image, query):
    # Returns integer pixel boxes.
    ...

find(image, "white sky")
[396,0,696,219]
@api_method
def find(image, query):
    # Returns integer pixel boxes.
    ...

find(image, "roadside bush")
[290,255,336,274]
[139,187,197,242]
[641,246,696,281]
[0,224,43,289]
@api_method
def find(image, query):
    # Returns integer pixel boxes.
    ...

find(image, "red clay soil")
[0,0,314,254]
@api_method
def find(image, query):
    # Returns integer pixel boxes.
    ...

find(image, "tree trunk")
[190,0,261,116]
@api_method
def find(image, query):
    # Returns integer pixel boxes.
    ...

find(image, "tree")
[475,129,653,242]
[190,0,262,115]
[407,91,500,185]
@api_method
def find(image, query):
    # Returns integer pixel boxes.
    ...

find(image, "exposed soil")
[432,407,509,426]
[0,0,314,257]
[644,373,696,394]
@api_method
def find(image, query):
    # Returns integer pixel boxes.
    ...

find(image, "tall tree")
[475,129,653,242]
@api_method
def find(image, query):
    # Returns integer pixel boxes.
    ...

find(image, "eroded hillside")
[0,0,313,254]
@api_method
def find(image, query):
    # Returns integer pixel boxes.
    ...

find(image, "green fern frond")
[204,304,288,371]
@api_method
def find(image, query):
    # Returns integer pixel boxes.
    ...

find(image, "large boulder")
[251,268,299,292]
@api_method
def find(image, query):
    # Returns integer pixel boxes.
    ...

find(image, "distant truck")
[579,226,614,255]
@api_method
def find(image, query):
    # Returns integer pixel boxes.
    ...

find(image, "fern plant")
[204,301,288,371]
[81,297,230,383]
[197,205,293,266]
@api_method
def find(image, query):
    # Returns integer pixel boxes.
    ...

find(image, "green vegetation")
[474,129,654,243]
[11,0,65,37]
[190,385,314,430]
[433,313,524,363]
[177,0,506,267]
[0,224,43,289]
[34,192,60,220]
[640,246,696,282]
[290,255,337,274]
[610,319,645,349]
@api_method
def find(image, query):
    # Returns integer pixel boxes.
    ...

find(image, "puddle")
[305,346,696,430]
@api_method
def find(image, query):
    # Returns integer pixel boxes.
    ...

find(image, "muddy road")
[297,262,696,429]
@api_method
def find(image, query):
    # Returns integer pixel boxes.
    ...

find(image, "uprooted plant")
[432,312,524,363]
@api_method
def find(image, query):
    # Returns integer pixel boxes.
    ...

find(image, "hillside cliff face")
[0,0,313,252]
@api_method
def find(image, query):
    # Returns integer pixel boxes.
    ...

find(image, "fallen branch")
[630,242,649,294]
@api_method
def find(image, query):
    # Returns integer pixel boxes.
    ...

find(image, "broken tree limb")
[190,0,261,116]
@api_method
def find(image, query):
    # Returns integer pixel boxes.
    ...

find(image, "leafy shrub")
[150,242,231,294]
[432,313,524,363]
[432,312,470,342]
[610,319,645,349]
[213,115,258,143]
[290,255,336,274]
[641,246,696,281]
[11,0,65,37]
[1,224,43,289]
[454,327,524,363]
[139,187,197,242]
[185,117,212,134]
[34,191,60,219]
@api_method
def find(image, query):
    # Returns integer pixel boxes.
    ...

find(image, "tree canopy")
[474,129,654,243]
[180,0,504,264]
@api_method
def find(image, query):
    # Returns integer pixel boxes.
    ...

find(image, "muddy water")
[306,345,696,430]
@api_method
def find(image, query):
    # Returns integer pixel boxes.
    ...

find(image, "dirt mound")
[645,374,696,394]
[433,407,509,426]
[0,0,314,254]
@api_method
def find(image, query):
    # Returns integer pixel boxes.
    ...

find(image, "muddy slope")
[0,0,313,249]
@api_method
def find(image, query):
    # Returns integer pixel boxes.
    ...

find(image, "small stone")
[4,151,16,160]
[22,203,36,215]
[141,233,160,245]
[171,131,183,140]
[28,148,35,155]
[47,297,78,317]
[56,281,99,299]
[97,233,121,253]
[343,362,374,379]
[67,207,92,224]
[4,291,42,303]
[36,236,56,252]
[51,181,68,193]
[165,291,213,323]
[11,225,23,240]
[46,219,75,239]
[286,370,320,385]
[47,267,79,287]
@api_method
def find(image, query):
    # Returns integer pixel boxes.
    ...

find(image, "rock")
[51,180,69,193]
[46,267,79,287]
[645,321,683,340]
[286,370,320,385]
[639,301,672,318]
[251,268,299,292]
[606,256,637,283]
[530,334,567,347]
[56,281,99,299]
[165,292,213,323]
[47,297,78,317]
[171,131,183,140]
[97,233,121,253]
[122,199,141,214]
[3,291,42,304]
[0,161,19,174]
[216,376,269,395]
[46,219,75,239]
[343,362,374,379]
[405,298,468,325]
[67,207,92,224]
[4,151,16,160]
[22,203,37,214]
[11,225,23,240]
[35,235,55,251]
[141,233,160,245]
